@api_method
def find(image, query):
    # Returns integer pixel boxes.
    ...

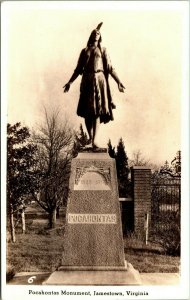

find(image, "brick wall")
[131,166,151,235]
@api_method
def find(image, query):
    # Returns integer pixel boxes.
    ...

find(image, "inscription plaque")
[68,214,117,224]
[74,166,111,190]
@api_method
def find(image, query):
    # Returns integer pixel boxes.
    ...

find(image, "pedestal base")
[61,152,125,268]
[43,262,142,285]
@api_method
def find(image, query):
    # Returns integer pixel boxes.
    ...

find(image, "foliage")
[72,124,88,157]
[7,123,39,241]
[107,139,116,158]
[7,123,38,213]
[115,138,130,197]
[150,210,180,256]
[160,151,181,178]
[129,149,150,167]
[107,138,130,196]
[32,109,73,228]
[6,265,15,282]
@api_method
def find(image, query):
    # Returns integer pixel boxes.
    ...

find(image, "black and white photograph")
[1,1,189,299]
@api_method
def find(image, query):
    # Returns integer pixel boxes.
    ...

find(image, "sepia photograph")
[1,1,189,299]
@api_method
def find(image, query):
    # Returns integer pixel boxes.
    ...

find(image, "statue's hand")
[63,82,71,93]
[118,83,125,93]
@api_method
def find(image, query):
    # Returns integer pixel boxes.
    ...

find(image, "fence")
[119,168,181,240]
[151,176,181,233]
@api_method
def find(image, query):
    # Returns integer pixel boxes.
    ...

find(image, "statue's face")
[91,30,101,42]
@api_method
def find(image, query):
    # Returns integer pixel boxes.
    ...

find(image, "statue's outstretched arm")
[103,48,125,93]
[110,69,125,93]
[63,49,85,93]
[63,70,79,93]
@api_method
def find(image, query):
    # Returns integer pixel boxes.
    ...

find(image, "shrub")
[6,266,15,282]
[124,232,147,249]
[151,210,180,256]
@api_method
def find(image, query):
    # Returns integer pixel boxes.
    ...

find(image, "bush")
[151,210,180,256]
[124,232,147,249]
[6,266,15,282]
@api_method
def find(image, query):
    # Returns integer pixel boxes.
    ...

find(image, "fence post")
[131,166,151,238]
[144,213,149,245]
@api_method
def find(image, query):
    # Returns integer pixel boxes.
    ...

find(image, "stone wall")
[131,166,151,235]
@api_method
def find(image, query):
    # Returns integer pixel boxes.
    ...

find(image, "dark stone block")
[80,147,107,153]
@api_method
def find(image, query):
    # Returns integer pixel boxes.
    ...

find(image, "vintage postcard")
[1,1,189,299]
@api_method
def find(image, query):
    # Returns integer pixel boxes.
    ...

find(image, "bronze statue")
[63,22,125,148]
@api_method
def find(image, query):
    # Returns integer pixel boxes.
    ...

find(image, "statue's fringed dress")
[73,46,120,124]
[78,70,111,123]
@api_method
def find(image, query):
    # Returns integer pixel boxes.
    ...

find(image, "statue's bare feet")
[86,138,92,145]
[88,143,94,148]
[84,140,93,148]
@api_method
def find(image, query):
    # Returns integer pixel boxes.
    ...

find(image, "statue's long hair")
[86,30,102,49]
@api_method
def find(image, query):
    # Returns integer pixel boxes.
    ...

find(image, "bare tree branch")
[32,108,74,228]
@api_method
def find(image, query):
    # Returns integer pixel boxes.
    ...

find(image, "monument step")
[43,263,142,285]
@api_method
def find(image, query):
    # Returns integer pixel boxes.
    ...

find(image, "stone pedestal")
[60,151,125,269]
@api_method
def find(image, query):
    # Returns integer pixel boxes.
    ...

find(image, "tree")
[72,124,88,157]
[171,151,181,176]
[115,138,129,197]
[32,109,74,228]
[129,149,160,181]
[160,151,181,178]
[7,123,38,242]
[107,139,116,158]
[129,149,150,167]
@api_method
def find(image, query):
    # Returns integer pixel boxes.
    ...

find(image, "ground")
[7,206,180,282]
[6,204,180,283]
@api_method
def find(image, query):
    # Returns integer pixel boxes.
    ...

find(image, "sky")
[2,1,188,166]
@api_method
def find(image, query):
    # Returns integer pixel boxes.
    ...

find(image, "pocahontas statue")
[63,22,125,148]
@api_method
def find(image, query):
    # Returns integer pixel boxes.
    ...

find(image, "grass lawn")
[7,231,64,273]
[6,207,180,279]
[7,226,180,277]
[7,233,180,274]
[7,216,65,273]
[124,235,180,273]
[125,250,179,273]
